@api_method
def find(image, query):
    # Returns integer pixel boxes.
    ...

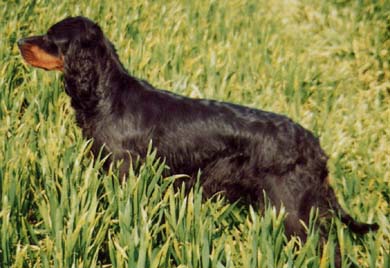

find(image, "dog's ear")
[64,34,100,109]
[62,19,106,110]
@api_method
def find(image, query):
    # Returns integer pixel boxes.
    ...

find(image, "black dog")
[18,16,378,241]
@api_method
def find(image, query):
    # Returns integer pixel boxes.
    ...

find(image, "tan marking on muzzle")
[19,43,63,71]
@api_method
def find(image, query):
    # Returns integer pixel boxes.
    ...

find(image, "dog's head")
[18,16,104,72]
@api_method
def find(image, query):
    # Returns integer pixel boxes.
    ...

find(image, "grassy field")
[1,0,389,267]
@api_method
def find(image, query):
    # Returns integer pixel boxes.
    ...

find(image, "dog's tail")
[327,189,379,234]
[339,213,379,234]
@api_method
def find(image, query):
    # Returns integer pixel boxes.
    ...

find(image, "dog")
[18,16,378,243]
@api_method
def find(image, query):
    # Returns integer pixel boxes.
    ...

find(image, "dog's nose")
[17,38,26,47]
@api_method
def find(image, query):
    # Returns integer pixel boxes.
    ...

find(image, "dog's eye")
[42,36,60,55]
[47,43,60,55]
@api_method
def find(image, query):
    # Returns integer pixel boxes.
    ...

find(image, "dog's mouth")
[18,36,64,71]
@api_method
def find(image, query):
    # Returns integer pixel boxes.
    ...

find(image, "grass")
[0,0,389,267]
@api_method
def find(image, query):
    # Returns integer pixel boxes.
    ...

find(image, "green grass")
[0,0,389,267]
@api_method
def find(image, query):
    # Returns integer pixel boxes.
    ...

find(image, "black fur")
[18,16,378,242]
